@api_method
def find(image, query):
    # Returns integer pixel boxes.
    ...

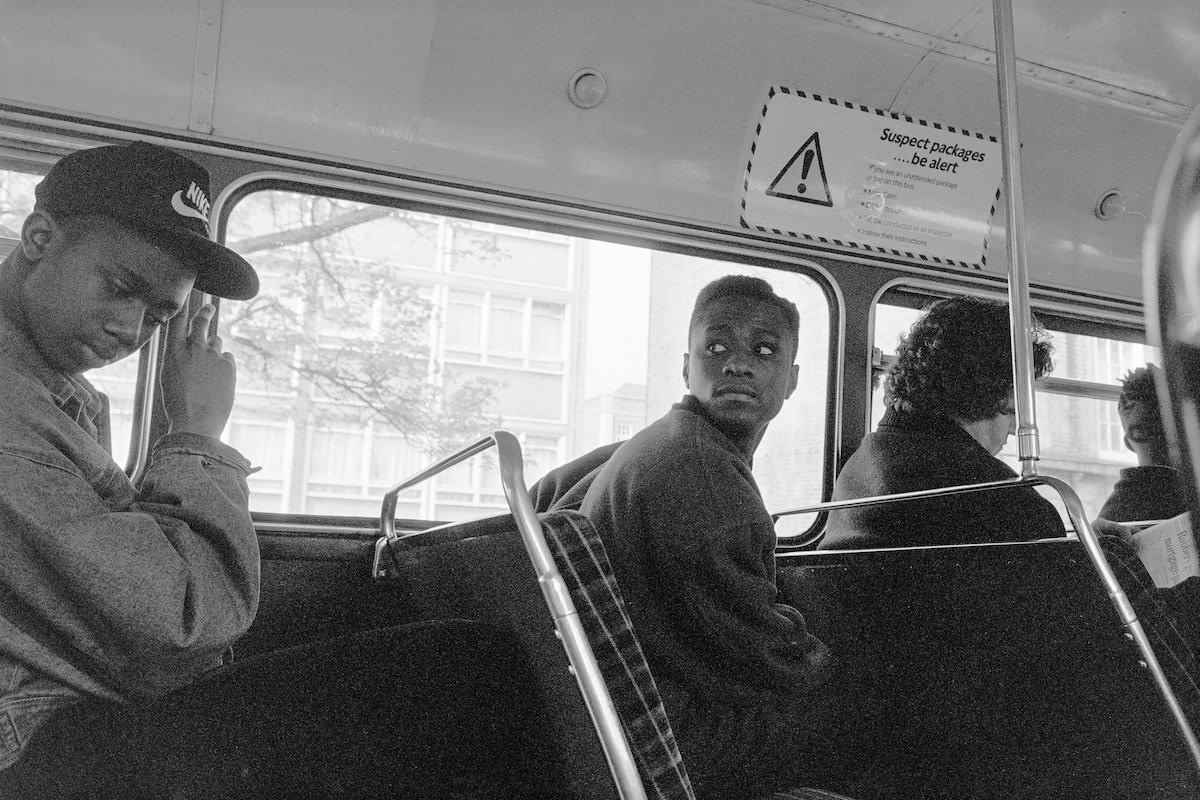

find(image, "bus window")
[220,188,833,522]
[872,293,1158,521]
[0,167,39,241]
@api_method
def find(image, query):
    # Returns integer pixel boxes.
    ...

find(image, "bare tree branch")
[229,205,395,254]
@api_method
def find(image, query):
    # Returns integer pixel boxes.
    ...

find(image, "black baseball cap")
[33,140,259,300]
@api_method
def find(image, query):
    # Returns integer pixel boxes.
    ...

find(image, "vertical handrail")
[374,432,648,800]
[991,0,1040,475]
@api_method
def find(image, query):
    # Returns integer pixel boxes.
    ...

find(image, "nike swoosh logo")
[171,190,209,223]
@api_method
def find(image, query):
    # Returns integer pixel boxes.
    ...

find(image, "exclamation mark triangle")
[767,132,833,207]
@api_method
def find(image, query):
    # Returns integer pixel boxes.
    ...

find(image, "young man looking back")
[580,275,868,799]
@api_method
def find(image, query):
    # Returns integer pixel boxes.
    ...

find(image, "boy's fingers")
[167,297,192,348]
[189,304,216,343]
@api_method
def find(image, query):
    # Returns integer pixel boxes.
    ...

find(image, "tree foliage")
[223,192,500,455]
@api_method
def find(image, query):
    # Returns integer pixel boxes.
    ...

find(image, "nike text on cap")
[33,140,259,301]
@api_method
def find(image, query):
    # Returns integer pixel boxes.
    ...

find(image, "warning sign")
[767,133,832,207]
[742,87,1002,269]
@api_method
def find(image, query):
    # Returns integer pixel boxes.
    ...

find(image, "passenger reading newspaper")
[1125,514,1198,589]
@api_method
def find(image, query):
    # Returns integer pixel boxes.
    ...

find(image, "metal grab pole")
[992,0,1040,476]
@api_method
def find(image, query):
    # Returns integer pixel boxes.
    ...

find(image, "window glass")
[487,295,525,357]
[445,291,483,354]
[530,302,565,366]
[0,167,40,239]
[451,227,570,287]
[220,189,832,522]
[872,296,1160,522]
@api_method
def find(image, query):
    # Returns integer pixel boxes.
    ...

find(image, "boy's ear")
[681,353,691,389]
[21,211,54,260]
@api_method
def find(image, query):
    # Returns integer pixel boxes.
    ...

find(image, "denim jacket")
[0,316,259,771]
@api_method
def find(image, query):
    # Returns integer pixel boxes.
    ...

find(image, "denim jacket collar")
[0,313,108,446]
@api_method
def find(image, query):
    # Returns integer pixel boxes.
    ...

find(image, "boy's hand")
[160,300,237,439]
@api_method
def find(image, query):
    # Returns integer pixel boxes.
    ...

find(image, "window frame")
[205,173,845,530]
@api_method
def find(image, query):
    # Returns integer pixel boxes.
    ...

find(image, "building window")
[445,290,484,355]
[444,292,567,371]
[450,226,571,288]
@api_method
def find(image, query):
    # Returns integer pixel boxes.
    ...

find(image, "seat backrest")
[1099,534,1200,714]
[785,535,1200,798]
[538,510,694,800]
[378,514,621,800]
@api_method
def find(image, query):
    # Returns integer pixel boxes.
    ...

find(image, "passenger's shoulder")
[584,416,729,500]
[629,412,741,474]
[0,369,60,433]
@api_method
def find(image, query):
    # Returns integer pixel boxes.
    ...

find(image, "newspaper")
[1128,513,1199,589]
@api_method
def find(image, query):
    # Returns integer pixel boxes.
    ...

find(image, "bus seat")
[374,428,862,800]
[537,509,690,798]
[782,534,1200,799]
[379,511,861,800]
[1100,534,1200,711]
[376,515,603,799]
[234,530,386,659]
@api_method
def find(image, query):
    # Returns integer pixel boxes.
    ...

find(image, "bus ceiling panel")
[975,85,1181,304]
[211,1,438,152]
[757,0,1199,118]
[855,48,1177,304]
[0,1,198,132]
[211,1,1177,296]
[204,1,925,209]
[0,0,1188,302]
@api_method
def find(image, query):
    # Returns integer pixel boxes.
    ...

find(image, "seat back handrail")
[372,430,649,800]
[773,475,1050,519]
[775,474,1200,775]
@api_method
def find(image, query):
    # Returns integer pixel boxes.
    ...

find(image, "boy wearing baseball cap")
[0,141,544,798]
[0,141,260,781]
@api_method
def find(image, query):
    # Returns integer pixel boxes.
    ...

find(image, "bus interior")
[1,0,1200,797]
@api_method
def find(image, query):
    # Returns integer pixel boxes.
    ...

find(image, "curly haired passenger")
[819,295,1066,549]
